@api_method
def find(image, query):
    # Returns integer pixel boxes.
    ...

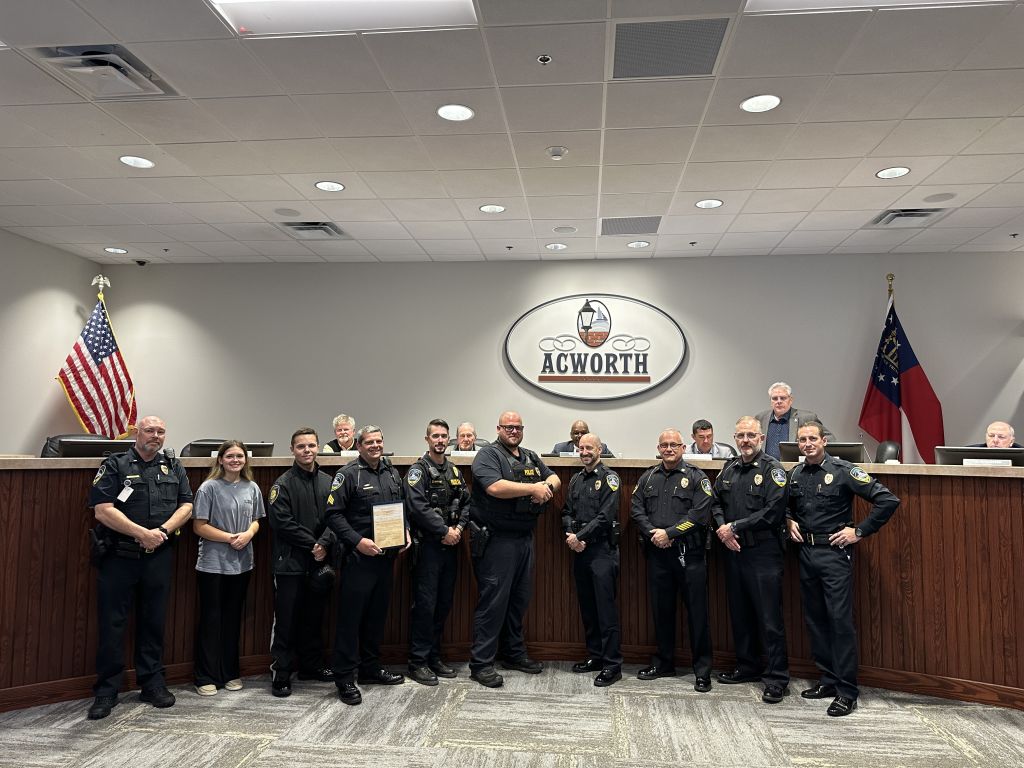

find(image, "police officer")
[712,417,790,703]
[787,421,900,717]
[86,415,193,720]
[405,419,471,686]
[327,425,408,705]
[468,411,561,688]
[563,433,623,687]
[267,427,337,697]
[630,428,714,692]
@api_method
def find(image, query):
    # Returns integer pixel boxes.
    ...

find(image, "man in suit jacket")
[755,382,833,460]
[552,420,612,456]
[969,421,1022,448]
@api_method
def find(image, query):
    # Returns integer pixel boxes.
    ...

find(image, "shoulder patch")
[606,472,620,492]
[701,478,713,496]
[407,466,423,486]
[269,484,280,504]
[850,466,872,484]
[771,468,787,487]
[92,465,106,486]
[331,475,343,491]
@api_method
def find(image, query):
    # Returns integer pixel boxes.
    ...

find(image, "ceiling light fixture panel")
[119,155,155,169]
[740,94,781,113]
[437,104,474,121]
[211,0,478,36]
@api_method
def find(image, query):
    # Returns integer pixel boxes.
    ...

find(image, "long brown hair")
[205,440,254,483]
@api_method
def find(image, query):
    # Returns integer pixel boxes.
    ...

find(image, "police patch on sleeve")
[850,467,873,484]
[92,465,106,486]
[771,468,787,487]
[331,475,343,491]
[701,478,713,496]
[607,472,620,492]
[269,484,280,504]
[407,466,423,486]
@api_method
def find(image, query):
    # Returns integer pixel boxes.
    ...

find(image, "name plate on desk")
[558,451,579,458]
[963,458,1013,467]
[372,502,406,550]
[450,450,477,457]
[683,453,713,462]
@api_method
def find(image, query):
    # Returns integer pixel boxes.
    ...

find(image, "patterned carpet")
[2,663,1023,767]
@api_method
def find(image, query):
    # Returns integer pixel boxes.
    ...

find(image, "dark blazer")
[552,440,613,456]
[754,408,834,442]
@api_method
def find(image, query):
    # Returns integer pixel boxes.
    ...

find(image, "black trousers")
[332,552,396,683]
[408,539,459,666]
[573,539,622,668]
[723,537,789,687]
[469,533,533,672]
[798,544,858,699]
[270,572,330,680]
[645,542,712,678]
[93,545,173,696]
[195,570,252,687]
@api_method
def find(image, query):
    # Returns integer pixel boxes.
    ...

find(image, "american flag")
[57,299,137,437]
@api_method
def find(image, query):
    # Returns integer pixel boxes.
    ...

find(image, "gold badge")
[269,485,280,504]
[595,479,602,490]
[754,474,763,486]
[824,473,834,485]
[160,465,169,475]
[680,477,689,489]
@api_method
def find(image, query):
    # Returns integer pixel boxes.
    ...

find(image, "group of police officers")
[84,410,899,721]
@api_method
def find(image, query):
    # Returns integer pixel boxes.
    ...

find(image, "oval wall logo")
[504,294,687,401]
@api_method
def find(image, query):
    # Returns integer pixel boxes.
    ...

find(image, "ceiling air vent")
[277,221,350,240]
[868,209,948,228]
[31,44,176,99]
[613,19,729,78]
[601,216,661,236]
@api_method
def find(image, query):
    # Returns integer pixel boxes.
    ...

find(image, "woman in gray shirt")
[193,440,265,695]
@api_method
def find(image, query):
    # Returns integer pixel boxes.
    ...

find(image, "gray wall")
[5,234,1022,457]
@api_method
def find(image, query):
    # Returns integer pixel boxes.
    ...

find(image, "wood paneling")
[2,459,1023,711]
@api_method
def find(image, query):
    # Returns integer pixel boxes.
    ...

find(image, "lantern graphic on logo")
[577,299,611,348]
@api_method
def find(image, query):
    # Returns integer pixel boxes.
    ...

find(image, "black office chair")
[874,441,901,463]
[39,433,112,457]
[180,439,228,457]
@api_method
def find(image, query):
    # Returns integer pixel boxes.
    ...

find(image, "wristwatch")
[854,527,864,538]
[158,526,169,536]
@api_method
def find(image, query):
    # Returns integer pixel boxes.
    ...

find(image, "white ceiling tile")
[478,0,606,25]
[485,23,606,85]
[611,0,741,14]
[430,252,486,261]
[360,171,447,199]
[816,186,909,211]
[129,177,233,203]
[11,104,145,146]
[796,210,877,230]
[600,193,673,217]
[668,191,750,214]
[729,212,805,233]
[384,199,462,221]
[478,239,540,258]
[652,249,713,259]
[467,220,535,238]
[336,222,411,239]
[660,216,734,235]
[85,224,176,242]
[678,162,768,191]
[197,97,320,141]
[499,84,604,132]
[605,80,714,129]
[243,201,328,221]
[0,111,60,148]
[957,6,1024,70]
[158,142,274,175]
[456,197,529,220]
[403,220,473,239]
[247,139,351,174]
[0,51,81,105]
[802,73,944,123]
[704,77,828,126]
[327,137,430,173]
[76,0,231,42]
[178,202,264,223]
[953,231,1024,252]
[207,175,302,201]
[421,240,483,256]
[908,70,1024,120]
[77,145,199,177]
[280,173,376,200]
[421,134,516,170]
[60,178,169,204]
[690,125,795,162]
[964,184,1024,208]
[55,205,140,225]
[541,250,595,261]
[890,184,991,209]
[838,156,950,187]
[656,234,723,249]
[0,179,100,205]
[242,241,314,257]
[107,204,198,225]
[314,200,397,221]
[778,230,855,248]
[0,205,79,226]
[603,129,696,166]
[601,164,681,194]
[758,158,860,189]
[931,207,1021,228]
[870,119,999,157]
[295,93,411,138]
[191,241,260,258]
[511,131,600,168]
[0,0,115,46]
[394,89,507,135]
[961,118,1024,155]
[771,247,829,256]
[153,223,231,241]
[531,219,597,237]
[364,29,493,90]
[779,122,895,160]
[100,100,234,144]
[716,232,786,249]
[527,196,598,219]
[900,228,991,249]
[520,166,599,196]
[215,224,289,241]
[742,189,830,214]
[441,169,523,197]
[243,35,388,94]
[130,40,281,97]
[363,241,427,257]
[840,228,917,248]
[924,155,1024,186]
[0,147,117,179]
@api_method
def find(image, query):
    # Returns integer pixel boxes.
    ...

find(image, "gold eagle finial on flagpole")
[91,274,110,301]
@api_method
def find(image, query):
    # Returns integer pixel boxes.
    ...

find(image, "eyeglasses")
[734,432,760,440]
[658,442,683,449]
[498,425,524,432]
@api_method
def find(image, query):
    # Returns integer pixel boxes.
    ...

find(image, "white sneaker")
[196,684,217,696]
[224,679,243,691]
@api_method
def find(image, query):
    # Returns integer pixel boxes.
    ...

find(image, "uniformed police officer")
[563,433,623,687]
[86,415,193,720]
[326,425,408,705]
[630,428,714,692]
[712,417,791,703]
[787,421,900,717]
[405,419,471,686]
[468,411,561,688]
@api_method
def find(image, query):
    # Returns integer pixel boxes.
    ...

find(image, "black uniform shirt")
[268,461,336,574]
[405,454,471,539]
[89,447,192,529]
[470,441,554,533]
[630,461,713,539]
[562,463,620,542]
[787,454,900,537]
[711,451,789,532]
[326,456,404,549]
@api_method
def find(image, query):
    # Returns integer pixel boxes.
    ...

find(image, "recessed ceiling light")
[119,155,155,169]
[546,145,569,160]
[876,166,910,179]
[315,180,345,192]
[627,240,651,249]
[545,242,568,251]
[437,104,474,121]
[479,204,505,213]
[740,94,781,113]
[695,198,724,209]
[746,0,995,13]
[104,247,128,254]
[553,225,577,234]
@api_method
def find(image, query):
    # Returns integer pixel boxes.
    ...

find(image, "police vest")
[111,452,183,529]
[487,446,546,532]
[420,459,463,520]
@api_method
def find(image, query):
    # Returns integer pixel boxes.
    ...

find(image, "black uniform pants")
[332,552,396,683]
[723,537,789,687]
[573,539,622,668]
[645,542,712,678]
[469,533,533,672]
[195,570,251,687]
[93,544,173,696]
[270,572,330,680]
[798,544,858,699]
[409,539,459,666]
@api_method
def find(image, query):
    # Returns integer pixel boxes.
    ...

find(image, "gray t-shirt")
[194,478,265,575]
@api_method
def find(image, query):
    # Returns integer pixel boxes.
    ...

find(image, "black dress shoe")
[470,666,504,688]
[408,666,439,686]
[429,660,457,678]
[297,667,335,682]
[271,679,292,698]
[827,696,858,717]
[139,686,175,708]
[501,657,543,674]
[337,682,362,705]
[762,685,790,703]
[594,668,622,687]
[572,658,601,674]
[801,683,838,699]
[694,677,712,693]
[637,665,677,680]
[87,695,117,720]
[716,669,762,685]
[357,668,405,685]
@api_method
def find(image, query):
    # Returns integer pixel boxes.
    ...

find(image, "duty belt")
[802,531,838,546]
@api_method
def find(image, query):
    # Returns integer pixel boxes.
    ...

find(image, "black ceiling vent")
[613,19,729,78]
[277,221,351,240]
[601,216,662,236]
[868,209,948,228]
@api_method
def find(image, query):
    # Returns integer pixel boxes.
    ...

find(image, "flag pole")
[887,272,894,300]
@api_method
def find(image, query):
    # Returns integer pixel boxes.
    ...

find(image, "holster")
[469,521,490,558]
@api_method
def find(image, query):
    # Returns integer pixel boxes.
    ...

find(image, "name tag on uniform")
[117,485,134,502]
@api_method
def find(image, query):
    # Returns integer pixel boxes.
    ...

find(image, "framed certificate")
[372,502,406,550]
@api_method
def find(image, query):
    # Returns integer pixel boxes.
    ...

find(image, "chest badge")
[754,474,763,486]
[594,479,602,490]
[160,465,169,475]
[680,477,689,489]
[824,473,834,485]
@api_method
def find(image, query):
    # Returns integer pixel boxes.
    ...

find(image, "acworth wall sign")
[503,294,687,401]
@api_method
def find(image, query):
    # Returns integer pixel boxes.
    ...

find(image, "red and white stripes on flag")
[57,298,137,437]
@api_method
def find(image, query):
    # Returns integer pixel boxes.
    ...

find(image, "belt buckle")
[144,547,154,554]
[806,533,816,546]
